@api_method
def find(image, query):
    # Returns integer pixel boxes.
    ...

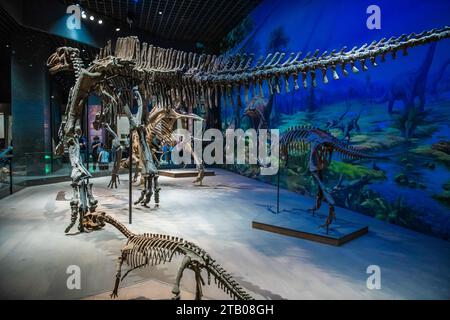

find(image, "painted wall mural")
[220,0,450,239]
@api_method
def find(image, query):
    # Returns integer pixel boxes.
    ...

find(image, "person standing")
[91,136,101,171]
[79,135,87,163]
[98,147,110,171]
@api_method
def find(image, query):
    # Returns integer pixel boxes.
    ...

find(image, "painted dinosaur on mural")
[47,26,450,232]
[242,94,274,130]
[85,212,253,300]
[325,105,361,141]
[379,42,437,114]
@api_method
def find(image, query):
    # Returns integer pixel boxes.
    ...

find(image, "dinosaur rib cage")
[126,234,182,268]
[280,126,375,161]
[145,115,177,146]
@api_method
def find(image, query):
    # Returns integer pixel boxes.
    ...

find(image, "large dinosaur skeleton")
[47,26,449,232]
[280,126,379,233]
[86,212,253,300]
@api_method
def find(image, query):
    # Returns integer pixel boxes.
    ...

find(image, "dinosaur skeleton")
[47,26,449,231]
[85,212,253,300]
[280,126,378,233]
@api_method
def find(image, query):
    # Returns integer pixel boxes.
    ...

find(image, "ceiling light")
[115,27,120,32]
[81,11,87,19]
[158,11,162,15]
[90,16,94,21]
[98,20,103,24]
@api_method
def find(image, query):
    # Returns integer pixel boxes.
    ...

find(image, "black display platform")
[158,169,215,178]
[252,209,368,246]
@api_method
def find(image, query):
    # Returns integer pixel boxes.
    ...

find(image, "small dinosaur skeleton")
[280,126,378,233]
[86,212,254,300]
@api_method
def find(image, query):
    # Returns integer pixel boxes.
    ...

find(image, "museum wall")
[220,0,450,239]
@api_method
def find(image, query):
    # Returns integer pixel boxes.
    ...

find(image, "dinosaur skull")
[47,47,80,74]
[82,211,106,230]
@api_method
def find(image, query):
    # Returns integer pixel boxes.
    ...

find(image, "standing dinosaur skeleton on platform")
[47,26,450,232]
[280,126,379,233]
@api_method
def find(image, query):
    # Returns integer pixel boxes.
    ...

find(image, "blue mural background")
[220,0,450,239]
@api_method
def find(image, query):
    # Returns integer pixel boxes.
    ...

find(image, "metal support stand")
[276,155,280,214]
[129,129,133,224]
[85,101,90,170]
[128,80,133,224]
[8,155,12,195]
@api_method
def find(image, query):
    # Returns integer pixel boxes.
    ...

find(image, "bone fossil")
[87,212,253,300]
[47,26,450,231]
[280,126,380,232]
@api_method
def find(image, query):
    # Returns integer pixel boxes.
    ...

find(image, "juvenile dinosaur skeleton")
[47,26,449,231]
[280,126,379,233]
[85,212,253,300]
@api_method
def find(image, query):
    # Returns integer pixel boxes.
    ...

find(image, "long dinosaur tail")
[180,241,254,300]
[329,138,379,160]
[205,260,254,300]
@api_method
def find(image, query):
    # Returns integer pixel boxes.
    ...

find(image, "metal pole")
[9,155,12,195]
[129,81,133,224]
[85,101,90,171]
[49,79,54,173]
[276,155,280,214]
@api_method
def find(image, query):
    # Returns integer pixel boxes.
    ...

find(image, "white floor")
[0,169,448,300]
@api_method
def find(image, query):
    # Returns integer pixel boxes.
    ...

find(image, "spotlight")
[116,27,120,32]
[98,20,103,24]
[90,16,94,21]
[81,11,87,19]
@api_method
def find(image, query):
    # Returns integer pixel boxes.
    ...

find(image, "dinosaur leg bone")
[191,263,206,300]
[308,184,324,216]
[134,175,153,206]
[111,253,125,298]
[172,255,191,300]
[65,183,79,233]
[87,181,98,211]
[311,170,336,234]
[153,175,160,207]
[184,141,205,185]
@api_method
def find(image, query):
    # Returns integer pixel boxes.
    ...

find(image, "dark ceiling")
[61,0,261,45]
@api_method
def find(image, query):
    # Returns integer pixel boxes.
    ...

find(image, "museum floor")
[0,169,448,300]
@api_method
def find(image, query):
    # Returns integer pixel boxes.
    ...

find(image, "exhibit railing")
[0,153,12,199]
[0,149,202,200]
[0,150,113,200]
